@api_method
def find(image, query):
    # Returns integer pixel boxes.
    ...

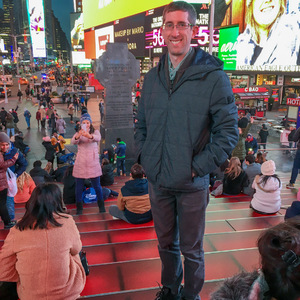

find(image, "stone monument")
[95,43,140,159]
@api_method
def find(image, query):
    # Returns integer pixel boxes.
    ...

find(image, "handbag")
[6,168,17,197]
[79,250,90,276]
[0,282,18,300]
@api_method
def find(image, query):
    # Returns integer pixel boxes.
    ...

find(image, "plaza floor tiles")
[80,249,259,296]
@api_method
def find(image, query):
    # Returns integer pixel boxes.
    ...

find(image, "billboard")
[82,0,171,30]
[70,13,84,51]
[217,0,300,72]
[26,0,46,58]
[72,51,92,65]
[95,25,114,59]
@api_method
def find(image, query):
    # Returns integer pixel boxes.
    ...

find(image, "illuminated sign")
[218,0,300,72]
[233,87,268,93]
[287,98,300,106]
[218,26,238,70]
[114,13,145,57]
[72,51,92,65]
[26,0,46,58]
[83,0,171,30]
[70,13,84,51]
[95,25,114,59]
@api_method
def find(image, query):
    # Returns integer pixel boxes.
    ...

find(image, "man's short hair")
[245,154,255,164]
[33,160,42,168]
[116,138,121,142]
[163,1,197,25]
[131,163,145,179]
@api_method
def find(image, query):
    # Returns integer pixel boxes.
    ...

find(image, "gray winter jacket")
[135,48,238,192]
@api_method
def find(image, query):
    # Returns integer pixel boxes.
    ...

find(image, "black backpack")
[288,130,296,142]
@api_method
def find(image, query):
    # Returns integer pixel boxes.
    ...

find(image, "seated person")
[51,163,69,183]
[251,160,282,215]
[243,154,261,196]
[63,165,76,204]
[210,220,300,300]
[100,158,114,186]
[109,163,152,224]
[13,132,30,155]
[14,172,36,204]
[223,157,248,195]
[29,160,53,186]
[100,149,109,164]
[255,151,267,164]
[245,133,258,155]
[285,201,300,220]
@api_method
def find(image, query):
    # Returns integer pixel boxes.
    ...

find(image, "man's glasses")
[162,22,194,31]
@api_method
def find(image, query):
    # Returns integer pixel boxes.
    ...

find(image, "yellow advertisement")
[83,0,171,30]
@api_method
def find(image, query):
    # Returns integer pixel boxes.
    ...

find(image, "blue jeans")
[109,205,152,224]
[7,128,15,137]
[75,177,103,203]
[102,187,118,200]
[149,183,208,300]
[25,117,31,128]
[290,149,300,184]
[117,157,125,176]
[6,196,15,219]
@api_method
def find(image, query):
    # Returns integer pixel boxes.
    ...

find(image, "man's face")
[161,10,197,64]
[0,142,10,153]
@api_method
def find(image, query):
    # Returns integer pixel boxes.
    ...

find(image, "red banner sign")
[287,98,300,106]
[232,87,268,93]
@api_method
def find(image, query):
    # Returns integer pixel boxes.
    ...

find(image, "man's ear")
[192,26,198,38]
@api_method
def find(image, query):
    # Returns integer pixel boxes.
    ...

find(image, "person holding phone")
[71,113,104,214]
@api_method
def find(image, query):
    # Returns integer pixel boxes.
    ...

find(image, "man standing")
[114,138,126,176]
[287,126,300,189]
[135,2,238,300]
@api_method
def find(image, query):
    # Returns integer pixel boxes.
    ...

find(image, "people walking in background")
[72,113,105,214]
[36,108,41,128]
[24,108,31,129]
[68,103,74,123]
[114,138,126,176]
[258,124,269,150]
[17,89,23,102]
[56,116,66,138]
[5,111,15,137]
[109,163,152,224]
[251,160,281,215]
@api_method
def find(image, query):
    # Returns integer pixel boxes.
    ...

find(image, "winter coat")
[118,178,151,214]
[51,135,66,152]
[0,214,86,300]
[100,163,114,186]
[0,110,7,122]
[0,152,17,191]
[29,166,52,186]
[24,110,31,120]
[258,128,269,143]
[285,201,300,220]
[40,108,46,119]
[5,113,14,129]
[115,141,126,158]
[135,48,238,192]
[12,111,19,123]
[223,170,248,195]
[232,123,252,160]
[42,141,56,161]
[243,163,261,196]
[72,130,102,178]
[63,168,76,204]
[14,136,28,154]
[14,177,36,203]
[4,147,28,178]
[245,138,258,154]
[251,175,282,214]
[68,105,74,115]
[36,110,41,120]
[56,118,66,135]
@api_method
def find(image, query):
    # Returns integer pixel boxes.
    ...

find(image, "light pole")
[0,57,8,104]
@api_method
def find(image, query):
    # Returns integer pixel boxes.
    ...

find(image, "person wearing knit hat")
[250,160,282,214]
[72,112,105,215]
[236,0,298,67]
[0,132,11,144]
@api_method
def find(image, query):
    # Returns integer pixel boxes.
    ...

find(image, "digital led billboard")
[95,25,114,59]
[26,0,46,58]
[217,0,300,72]
[70,13,84,51]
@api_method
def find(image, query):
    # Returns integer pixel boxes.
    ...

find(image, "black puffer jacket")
[135,48,238,192]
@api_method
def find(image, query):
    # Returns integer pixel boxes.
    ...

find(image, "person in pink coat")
[72,113,104,214]
[0,183,86,300]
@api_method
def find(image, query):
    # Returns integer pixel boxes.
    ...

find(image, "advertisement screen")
[70,13,84,51]
[114,13,145,57]
[26,0,46,58]
[217,0,300,72]
[72,51,92,65]
[83,0,171,30]
[95,25,114,59]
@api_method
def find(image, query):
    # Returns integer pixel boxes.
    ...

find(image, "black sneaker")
[4,220,16,229]
[155,286,181,300]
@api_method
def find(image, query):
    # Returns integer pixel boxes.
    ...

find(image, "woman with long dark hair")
[0,183,86,300]
[72,113,104,214]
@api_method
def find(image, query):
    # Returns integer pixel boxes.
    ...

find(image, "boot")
[97,200,106,213]
[76,202,83,215]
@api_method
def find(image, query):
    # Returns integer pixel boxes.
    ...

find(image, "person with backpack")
[17,89,23,103]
